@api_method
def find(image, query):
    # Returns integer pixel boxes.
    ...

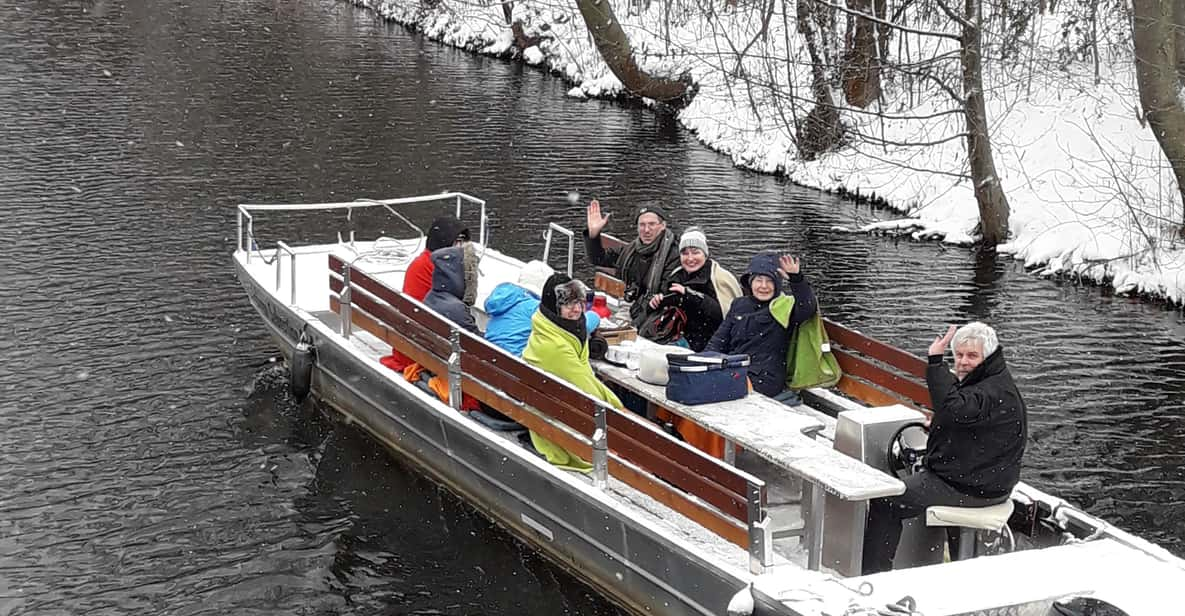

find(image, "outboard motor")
[290,333,315,400]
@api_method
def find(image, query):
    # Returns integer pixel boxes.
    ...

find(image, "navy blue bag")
[665,352,751,405]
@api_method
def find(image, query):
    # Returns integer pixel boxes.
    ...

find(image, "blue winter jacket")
[484,283,600,356]
[705,253,817,397]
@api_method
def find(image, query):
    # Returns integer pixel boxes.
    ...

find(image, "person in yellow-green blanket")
[522,273,622,471]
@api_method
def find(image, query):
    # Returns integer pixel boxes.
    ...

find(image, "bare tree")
[574,0,692,102]
[1132,0,1185,234]
[936,0,1011,244]
[841,0,884,107]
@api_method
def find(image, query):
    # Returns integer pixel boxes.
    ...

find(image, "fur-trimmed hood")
[429,243,479,306]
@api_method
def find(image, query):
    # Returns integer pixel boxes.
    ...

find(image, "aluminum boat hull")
[234,258,792,616]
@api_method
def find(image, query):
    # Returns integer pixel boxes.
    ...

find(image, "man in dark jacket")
[862,321,1027,574]
[583,199,680,327]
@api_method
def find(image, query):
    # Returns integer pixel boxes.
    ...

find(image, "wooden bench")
[327,254,776,573]
[821,319,933,414]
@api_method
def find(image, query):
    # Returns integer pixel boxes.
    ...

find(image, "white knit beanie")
[679,228,709,256]
[517,260,555,296]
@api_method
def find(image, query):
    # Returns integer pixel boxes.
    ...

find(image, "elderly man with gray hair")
[862,321,1028,574]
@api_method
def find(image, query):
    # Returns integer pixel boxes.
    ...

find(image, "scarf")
[540,304,587,344]
[615,229,676,298]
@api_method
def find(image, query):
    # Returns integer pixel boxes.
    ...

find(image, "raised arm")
[583,199,622,268]
[925,326,991,424]
[778,255,817,326]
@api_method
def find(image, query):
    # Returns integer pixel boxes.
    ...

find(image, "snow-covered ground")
[356,0,1185,305]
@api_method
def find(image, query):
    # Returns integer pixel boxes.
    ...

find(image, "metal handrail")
[542,222,575,276]
[237,192,488,263]
[274,241,297,305]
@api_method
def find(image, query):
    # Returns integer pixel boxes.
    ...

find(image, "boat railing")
[541,222,575,276]
[237,191,488,264]
[327,253,775,574]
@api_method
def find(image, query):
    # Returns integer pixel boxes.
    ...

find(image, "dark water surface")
[1,0,1182,613]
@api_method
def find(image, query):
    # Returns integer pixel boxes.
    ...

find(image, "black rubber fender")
[290,337,315,400]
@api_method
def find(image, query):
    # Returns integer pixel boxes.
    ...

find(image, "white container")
[637,346,694,385]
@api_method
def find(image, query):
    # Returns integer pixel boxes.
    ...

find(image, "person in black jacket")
[646,228,742,351]
[584,199,680,327]
[704,251,817,402]
[862,322,1028,574]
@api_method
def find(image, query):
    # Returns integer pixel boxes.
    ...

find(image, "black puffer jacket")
[925,347,1027,499]
[704,253,817,397]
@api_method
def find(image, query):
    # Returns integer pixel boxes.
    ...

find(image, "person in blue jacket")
[484,261,600,357]
[704,251,817,404]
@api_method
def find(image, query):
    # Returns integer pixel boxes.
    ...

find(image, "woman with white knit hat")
[646,227,741,351]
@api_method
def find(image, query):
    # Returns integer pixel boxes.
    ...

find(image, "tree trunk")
[1133,0,1185,230]
[841,0,881,107]
[1174,0,1185,87]
[574,0,690,103]
[797,0,844,158]
[960,0,1010,245]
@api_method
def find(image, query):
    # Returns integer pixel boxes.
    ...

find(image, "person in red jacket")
[402,216,470,301]
[379,216,470,372]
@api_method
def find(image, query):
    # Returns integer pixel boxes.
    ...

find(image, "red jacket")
[379,250,435,373]
[403,250,435,301]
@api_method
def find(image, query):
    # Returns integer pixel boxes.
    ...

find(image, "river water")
[1,0,1183,613]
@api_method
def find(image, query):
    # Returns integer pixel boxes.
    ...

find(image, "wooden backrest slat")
[832,348,932,408]
[823,318,928,379]
[461,356,595,435]
[467,374,748,547]
[608,457,749,547]
[594,271,626,299]
[332,297,449,376]
[329,254,453,338]
[460,336,599,417]
[607,408,750,496]
[331,278,450,360]
[461,336,751,522]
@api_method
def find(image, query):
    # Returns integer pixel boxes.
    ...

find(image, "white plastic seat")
[925,500,1014,560]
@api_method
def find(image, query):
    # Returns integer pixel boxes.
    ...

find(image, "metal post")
[448,329,463,410]
[565,233,573,277]
[592,405,609,489]
[455,195,462,219]
[289,252,297,306]
[275,252,282,291]
[807,483,826,570]
[340,264,352,339]
[237,210,243,254]
[747,481,772,575]
[723,439,736,466]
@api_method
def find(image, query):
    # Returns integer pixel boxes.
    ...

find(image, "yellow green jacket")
[522,311,622,471]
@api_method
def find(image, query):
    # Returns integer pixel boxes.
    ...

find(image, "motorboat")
[234,192,1185,616]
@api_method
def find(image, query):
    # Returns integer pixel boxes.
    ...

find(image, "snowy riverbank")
[356,0,1185,305]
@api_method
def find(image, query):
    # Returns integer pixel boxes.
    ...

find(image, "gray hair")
[952,322,999,356]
